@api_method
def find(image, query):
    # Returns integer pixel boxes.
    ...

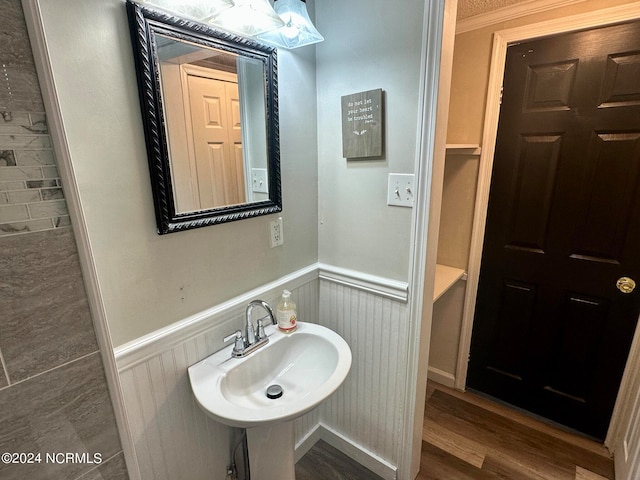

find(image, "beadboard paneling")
[117,278,320,480]
[119,341,233,480]
[117,269,408,479]
[318,279,409,472]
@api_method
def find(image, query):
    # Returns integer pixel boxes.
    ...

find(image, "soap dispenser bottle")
[276,290,297,333]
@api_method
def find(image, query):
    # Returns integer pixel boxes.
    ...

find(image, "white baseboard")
[427,366,456,388]
[296,423,398,480]
[295,424,323,463]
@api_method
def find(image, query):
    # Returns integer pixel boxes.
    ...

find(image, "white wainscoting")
[317,278,410,480]
[115,268,320,480]
[115,264,409,480]
[119,342,234,480]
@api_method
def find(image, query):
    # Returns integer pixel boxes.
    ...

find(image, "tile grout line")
[0,346,11,386]
[71,450,124,480]
[0,348,100,393]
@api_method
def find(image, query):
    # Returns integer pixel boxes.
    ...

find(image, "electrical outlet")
[270,217,284,248]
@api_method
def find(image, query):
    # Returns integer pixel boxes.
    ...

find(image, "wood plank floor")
[296,382,615,479]
[418,382,615,480]
[295,440,384,480]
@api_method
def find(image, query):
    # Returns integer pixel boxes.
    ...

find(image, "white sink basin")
[188,321,352,428]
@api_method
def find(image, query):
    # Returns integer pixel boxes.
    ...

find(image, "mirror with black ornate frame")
[126,0,281,234]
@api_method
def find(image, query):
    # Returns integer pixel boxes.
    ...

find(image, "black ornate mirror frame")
[126,0,281,234]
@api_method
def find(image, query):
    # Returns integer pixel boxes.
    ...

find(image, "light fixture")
[207,0,285,37]
[141,0,233,22]
[257,0,324,49]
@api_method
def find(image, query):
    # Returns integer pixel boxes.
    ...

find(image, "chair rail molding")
[318,263,409,302]
[114,264,318,369]
[116,265,413,479]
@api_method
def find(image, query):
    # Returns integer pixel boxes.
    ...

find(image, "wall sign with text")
[341,88,383,158]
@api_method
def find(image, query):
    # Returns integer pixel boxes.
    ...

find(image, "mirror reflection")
[126,0,281,234]
[157,34,269,213]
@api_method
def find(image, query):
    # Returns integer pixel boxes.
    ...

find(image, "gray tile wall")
[0,0,69,236]
[0,1,128,479]
[0,102,71,235]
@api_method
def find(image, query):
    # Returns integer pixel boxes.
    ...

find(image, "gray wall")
[36,0,320,347]
[313,0,428,473]
[316,0,425,282]
[0,1,127,479]
[13,0,431,477]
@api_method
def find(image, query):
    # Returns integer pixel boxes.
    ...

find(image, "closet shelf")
[434,264,466,302]
[445,144,482,156]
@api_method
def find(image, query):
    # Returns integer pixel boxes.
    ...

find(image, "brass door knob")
[617,277,636,294]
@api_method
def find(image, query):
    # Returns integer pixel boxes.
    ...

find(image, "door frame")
[454,2,640,443]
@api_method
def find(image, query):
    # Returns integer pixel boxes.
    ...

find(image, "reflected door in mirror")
[165,64,246,211]
[127,0,281,234]
[158,40,251,212]
[188,73,244,209]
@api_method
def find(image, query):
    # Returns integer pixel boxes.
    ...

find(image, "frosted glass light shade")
[208,0,285,37]
[257,0,324,49]
[141,0,233,21]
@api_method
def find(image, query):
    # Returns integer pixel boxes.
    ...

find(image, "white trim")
[609,319,640,444]
[610,320,640,479]
[297,424,398,480]
[454,0,640,453]
[20,1,141,479]
[492,2,640,41]
[427,366,456,388]
[317,263,409,302]
[399,0,452,478]
[294,423,323,463]
[454,27,508,392]
[456,0,587,34]
[115,264,318,369]
[115,262,410,370]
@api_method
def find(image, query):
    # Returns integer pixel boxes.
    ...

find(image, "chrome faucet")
[224,300,276,358]
[246,299,276,337]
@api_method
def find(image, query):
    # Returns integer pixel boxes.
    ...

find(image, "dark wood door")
[467,21,640,440]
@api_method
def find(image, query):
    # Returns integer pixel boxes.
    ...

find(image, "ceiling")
[457,0,533,19]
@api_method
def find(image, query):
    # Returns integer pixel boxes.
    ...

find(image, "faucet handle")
[223,330,241,343]
[223,330,245,356]
[256,318,266,341]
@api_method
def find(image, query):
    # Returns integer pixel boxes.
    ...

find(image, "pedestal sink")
[188,321,352,480]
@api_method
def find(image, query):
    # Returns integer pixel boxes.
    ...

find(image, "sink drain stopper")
[266,384,283,399]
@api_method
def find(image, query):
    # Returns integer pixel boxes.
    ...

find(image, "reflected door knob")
[616,277,636,294]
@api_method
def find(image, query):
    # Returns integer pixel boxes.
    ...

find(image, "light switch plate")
[387,173,415,207]
[252,168,269,193]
